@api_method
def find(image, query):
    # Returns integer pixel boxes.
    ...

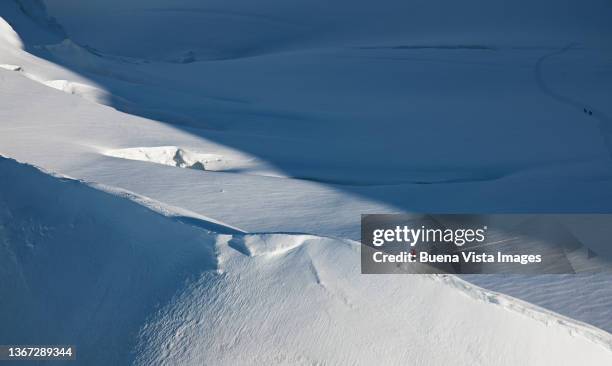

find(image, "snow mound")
[0,63,21,71]
[137,232,612,366]
[229,233,322,257]
[105,146,248,172]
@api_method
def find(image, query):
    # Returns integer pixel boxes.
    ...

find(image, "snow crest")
[229,233,320,257]
[1,157,612,365]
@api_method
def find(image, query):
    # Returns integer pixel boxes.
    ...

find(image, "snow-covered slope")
[1,2,612,233]
[44,0,612,61]
[0,157,218,364]
[1,157,611,365]
[1,1,612,364]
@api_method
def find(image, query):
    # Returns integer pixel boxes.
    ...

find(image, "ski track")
[534,44,612,159]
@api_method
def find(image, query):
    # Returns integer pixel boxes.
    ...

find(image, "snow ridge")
[1,156,612,365]
[436,275,612,350]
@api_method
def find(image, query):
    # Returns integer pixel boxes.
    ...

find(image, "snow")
[104,146,264,174]
[1,157,611,365]
[464,274,612,334]
[1,0,612,364]
[0,63,21,71]
[0,17,23,48]
[0,157,218,365]
[42,0,612,60]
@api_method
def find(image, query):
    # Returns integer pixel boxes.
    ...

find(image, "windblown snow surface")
[1,157,612,365]
[1,0,612,364]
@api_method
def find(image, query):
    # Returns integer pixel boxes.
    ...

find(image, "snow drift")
[1,157,611,365]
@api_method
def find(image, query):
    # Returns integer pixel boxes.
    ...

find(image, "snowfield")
[1,157,612,365]
[1,0,612,364]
